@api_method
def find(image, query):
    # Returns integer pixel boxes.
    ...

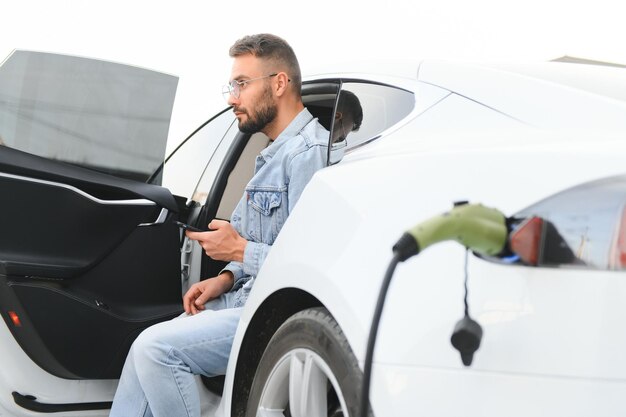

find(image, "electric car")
[1,50,626,417]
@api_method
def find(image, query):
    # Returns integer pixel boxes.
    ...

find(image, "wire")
[464,249,469,316]
[360,252,401,417]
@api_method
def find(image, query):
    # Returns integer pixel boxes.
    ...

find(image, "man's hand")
[183,272,234,315]
[185,219,247,262]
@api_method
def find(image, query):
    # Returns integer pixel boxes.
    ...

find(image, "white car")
[0,50,625,417]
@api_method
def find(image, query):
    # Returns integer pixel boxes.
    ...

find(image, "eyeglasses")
[222,73,278,100]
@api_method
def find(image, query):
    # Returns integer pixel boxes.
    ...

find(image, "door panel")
[0,146,183,380]
[0,172,163,278]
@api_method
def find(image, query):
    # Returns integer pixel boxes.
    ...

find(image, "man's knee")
[131,323,177,370]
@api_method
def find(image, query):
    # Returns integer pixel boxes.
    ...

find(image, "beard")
[236,86,277,134]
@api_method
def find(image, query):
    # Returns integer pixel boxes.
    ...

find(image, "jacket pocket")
[246,190,285,242]
[248,190,282,216]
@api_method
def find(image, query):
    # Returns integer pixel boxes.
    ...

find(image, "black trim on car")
[197,130,250,278]
[301,81,341,95]
[0,145,178,211]
[12,392,111,413]
[306,77,413,94]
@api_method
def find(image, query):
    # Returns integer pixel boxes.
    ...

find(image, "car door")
[0,51,186,412]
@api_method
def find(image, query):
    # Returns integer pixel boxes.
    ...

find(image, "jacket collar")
[259,108,314,163]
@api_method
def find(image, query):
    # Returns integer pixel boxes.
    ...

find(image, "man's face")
[227,54,278,134]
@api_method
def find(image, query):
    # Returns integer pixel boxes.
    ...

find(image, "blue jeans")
[110,292,242,417]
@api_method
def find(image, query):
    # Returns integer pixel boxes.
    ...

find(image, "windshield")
[0,50,178,182]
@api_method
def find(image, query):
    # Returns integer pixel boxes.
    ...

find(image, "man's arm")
[184,220,248,305]
[185,220,247,262]
[182,271,234,315]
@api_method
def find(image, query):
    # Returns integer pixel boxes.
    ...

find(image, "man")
[332,89,363,144]
[110,34,329,417]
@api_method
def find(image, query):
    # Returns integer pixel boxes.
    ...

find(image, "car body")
[0,50,625,417]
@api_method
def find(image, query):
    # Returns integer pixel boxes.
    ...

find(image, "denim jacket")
[222,108,329,296]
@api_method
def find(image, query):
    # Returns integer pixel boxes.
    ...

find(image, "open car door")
[0,51,183,413]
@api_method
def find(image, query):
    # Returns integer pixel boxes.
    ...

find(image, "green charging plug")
[393,202,508,261]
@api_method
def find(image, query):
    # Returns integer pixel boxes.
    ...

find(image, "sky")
[2,0,625,153]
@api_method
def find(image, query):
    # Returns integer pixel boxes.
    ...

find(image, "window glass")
[330,82,415,163]
[513,176,626,270]
[161,109,236,200]
[190,118,241,205]
[0,50,178,182]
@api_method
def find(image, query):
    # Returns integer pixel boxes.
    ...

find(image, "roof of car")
[419,59,626,103]
[414,60,626,129]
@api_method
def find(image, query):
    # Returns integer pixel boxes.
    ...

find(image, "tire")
[246,307,369,417]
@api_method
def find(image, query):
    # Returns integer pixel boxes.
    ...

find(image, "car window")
[512,175,626,270]
[159,109,236,200]
[329,82,415,164]
[190,117,242,205]
[0,50,178,182]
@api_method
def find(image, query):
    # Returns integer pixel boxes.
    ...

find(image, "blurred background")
[2,0,624,153]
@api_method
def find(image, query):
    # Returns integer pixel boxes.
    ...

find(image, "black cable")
[360,252,402,417]
[463,249,469,316]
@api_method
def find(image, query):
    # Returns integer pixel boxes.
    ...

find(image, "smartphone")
[174,221,204,233]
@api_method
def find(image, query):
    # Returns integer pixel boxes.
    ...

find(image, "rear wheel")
[246,307,367,417]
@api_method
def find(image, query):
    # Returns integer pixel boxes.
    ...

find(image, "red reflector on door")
[8,311,22,327]
[510,216,543,266]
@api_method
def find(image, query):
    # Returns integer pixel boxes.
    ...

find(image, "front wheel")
[246,307,369,417]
